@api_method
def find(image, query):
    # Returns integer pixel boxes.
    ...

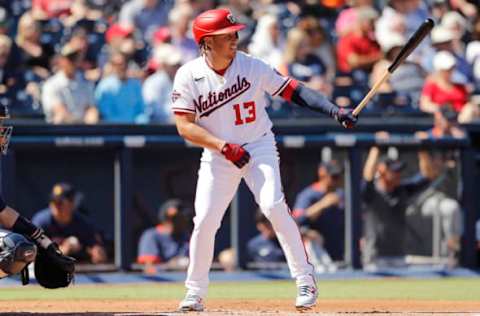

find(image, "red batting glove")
[221,143,251,168]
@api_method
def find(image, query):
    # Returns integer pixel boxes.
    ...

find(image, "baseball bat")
[352,18,435,117]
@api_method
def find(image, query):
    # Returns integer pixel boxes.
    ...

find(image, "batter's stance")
[173,9,357,312]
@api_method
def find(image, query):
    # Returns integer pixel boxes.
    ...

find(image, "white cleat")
[178,293,205,312]
[295,285,318,311]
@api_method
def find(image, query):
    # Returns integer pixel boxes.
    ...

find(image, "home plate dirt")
[2,299,480,315]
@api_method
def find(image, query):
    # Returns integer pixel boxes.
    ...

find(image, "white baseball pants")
[185,133,315,298]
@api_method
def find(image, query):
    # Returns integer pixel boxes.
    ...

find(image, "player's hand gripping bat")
[352,18,435,117]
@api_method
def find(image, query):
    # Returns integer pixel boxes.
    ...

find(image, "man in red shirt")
[336,7,381,73]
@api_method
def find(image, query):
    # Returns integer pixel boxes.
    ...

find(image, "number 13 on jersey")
[233,101,256,125]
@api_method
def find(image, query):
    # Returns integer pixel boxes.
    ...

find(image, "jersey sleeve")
[256,58,292,97]
[171,66,196,115]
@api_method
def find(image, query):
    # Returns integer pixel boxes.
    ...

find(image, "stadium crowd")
[0,0,479,123]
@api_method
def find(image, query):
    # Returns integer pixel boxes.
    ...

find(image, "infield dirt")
[2,299,480,315]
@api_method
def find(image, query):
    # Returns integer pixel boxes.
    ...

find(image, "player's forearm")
[305,201,328,220]
[363,147,380,181]
[418,150,436,180]
[176,120,225,152]
[290,82,339,117]
[0,206,19,228]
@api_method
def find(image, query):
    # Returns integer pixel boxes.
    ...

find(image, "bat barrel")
[388,18,434,73]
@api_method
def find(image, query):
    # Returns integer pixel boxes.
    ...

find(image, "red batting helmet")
[192,9,245,44]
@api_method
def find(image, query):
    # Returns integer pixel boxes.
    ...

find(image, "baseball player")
[0,106,75,283]
[172,9,357,312]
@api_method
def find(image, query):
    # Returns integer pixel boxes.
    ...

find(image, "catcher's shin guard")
[0,233,37,281]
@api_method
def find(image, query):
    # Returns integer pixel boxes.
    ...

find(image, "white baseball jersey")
[171,51,290,147]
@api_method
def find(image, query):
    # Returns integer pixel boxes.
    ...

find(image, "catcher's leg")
[181,157,242,311]
[243,136,317,310]
[0,232,37,281]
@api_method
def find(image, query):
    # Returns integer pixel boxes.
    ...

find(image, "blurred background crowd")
[0,0,480,124]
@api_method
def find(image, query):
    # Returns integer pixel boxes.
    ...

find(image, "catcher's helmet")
[0,105,12,155]
[192,9,245,44]
[0,233,37,276]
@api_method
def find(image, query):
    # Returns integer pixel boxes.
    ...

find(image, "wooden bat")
[352,18,435,117]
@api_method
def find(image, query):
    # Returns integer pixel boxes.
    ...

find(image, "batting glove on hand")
[221,143,250,168]
[334,108,357,129]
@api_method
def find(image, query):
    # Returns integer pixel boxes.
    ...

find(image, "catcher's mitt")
[34,243,75,289]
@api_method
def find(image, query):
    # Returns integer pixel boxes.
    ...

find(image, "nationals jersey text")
[172,51,290,147]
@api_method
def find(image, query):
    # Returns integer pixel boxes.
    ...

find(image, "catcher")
[0,105,75,288]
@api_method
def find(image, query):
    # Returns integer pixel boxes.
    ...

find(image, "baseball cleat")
[178,293,204,312]
[295,284,318,311]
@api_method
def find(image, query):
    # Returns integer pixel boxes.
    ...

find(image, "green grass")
[0,279,479,301]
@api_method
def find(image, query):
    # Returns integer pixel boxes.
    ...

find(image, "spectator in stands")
[418,106,466,139]
[292,160,344,272]
[376,0,430,66]
[168,4,198,64]
[370,33,426,111]
[466,15,480,89]
[142,44,181,123]
[41,43,98,124]
[119,0,175,42]
[0,35,23,106]
[420,51,470,114]
[248,14,284,70]
[430,0,450,23]
[336,6,381,74]
[15,11,55,80]
[137,199,191,273]
[32,182,107,264]
[298,16,336,83]
[361,131,436,268]
[415,107,466,266]
[449,0,477,18]
[247,211,285,264]
[95,52,146,123]
[64,26,102,82]
[99,23,145,79]
[31,0,74,19]
[376,0,429,41]
[281,28,331,96]
[429,25,474,85]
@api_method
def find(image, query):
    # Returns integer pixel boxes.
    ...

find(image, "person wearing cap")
[136,199,191,273]
[32,182,107,264]
[246,210,285,264]
[292,160,345,269]
[361,131,437,268]
[41,42,99,124]
[428,24,474,85]
[95,52,146,123]
[174,8,357,312]
[420,50,470,114]
[15,11,55,81]
[370,32,426,110]
[142,44,182,123]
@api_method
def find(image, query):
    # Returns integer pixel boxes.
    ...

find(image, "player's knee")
[260,199,288,223]
[0,233,37,276]
[192,213,222,232]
